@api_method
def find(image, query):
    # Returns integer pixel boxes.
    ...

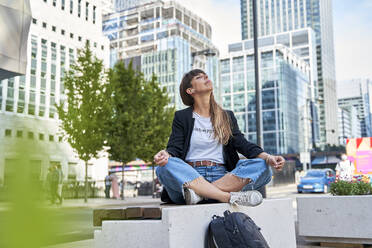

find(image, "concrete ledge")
[94,198,295,248]
[297,195,372,245]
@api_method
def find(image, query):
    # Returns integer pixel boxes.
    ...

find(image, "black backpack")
[207,210,270,248]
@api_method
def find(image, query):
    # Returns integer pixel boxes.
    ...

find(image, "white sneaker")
[229,190,263,207]
[183,187,203,205]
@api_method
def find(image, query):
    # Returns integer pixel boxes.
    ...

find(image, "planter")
[297,195,372,244]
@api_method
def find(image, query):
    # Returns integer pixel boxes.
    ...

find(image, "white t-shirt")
[335,160,354,182]
[185,112,224,164]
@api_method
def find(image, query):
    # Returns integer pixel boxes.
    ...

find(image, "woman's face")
[188,73,213,95]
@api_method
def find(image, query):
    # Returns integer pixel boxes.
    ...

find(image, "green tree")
[56,42,111,202]
[107,61,174,197]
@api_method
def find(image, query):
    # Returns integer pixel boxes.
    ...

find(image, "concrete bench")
[94,198,295,248]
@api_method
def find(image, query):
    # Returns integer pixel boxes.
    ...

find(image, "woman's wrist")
[165,150,172,157]
[258,152,272,163]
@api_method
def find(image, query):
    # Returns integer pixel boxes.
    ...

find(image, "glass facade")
[241,0,338,145]
[221,47,310,154]
[104,1,219,110]
[0,36,77,119]
[140,36,218,110]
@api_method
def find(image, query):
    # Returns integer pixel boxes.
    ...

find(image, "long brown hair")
[180,69,232,145]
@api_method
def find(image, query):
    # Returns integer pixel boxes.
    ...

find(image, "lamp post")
[252,0,266,197]
[252,0,262,148]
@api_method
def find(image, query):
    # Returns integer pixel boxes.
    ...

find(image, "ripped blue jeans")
[156,157,272,204]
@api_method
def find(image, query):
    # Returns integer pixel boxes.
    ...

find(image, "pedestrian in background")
[110,173,120,199]
[48,165,62,205]
[56,164,63,205]
[335,153,354,182]
[104,174,112,198]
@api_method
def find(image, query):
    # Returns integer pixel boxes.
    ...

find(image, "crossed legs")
[156,157,270,204]
[185,173,251,203]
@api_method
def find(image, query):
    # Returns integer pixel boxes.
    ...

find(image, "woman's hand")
[265,154,285,171]
[154,150,170,166]
[258,152,285,170]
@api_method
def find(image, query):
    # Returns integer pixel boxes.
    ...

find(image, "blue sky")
[174,0,372,81]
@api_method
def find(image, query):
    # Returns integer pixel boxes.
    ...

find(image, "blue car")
[297,169,336,193]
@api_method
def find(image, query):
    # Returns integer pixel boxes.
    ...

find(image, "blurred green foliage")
[0,137,67,248]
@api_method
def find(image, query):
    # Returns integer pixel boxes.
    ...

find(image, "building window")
[39,133,44,141]
[61,29,65,35]
[17,102,24,114]
[78,36,82,41]
[32,18,37,24]
[28,132,34,140]
[85,2,89,21]
[6,100,13,112]
[42,22,47,28]
[52,26,56,32]
[5,129,12,137]
[58,136,63,142]
[49,108,55,119]
[70,33,74,39]
[78,0,81,17]
[16,130,23,138]
[70,0,73,14]
[49,135,54,142]
[28,104,35,115]
[61,0,65,10]
[53,0,56,7]
[93,5,96,24]
[101,45,104,50]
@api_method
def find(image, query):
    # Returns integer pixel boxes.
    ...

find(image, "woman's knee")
[156,157,189,181]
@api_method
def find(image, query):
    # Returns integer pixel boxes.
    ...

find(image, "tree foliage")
[106,61,174,164]
[56,43,111,162]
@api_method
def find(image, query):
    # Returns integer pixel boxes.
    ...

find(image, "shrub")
[330,180,372,196]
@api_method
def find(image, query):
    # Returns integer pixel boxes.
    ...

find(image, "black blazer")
[166,107,264,172]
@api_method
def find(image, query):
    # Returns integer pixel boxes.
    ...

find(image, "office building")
[338,79,372,138]
[228,28,320,145]
[220,44,311,154]
[338,106,361,145]
[103,0,219,109]
[241,0,337,146]
[0,0,110,185]
[114,0,153,12]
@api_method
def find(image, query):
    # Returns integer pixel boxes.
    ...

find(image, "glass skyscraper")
[103,0,219,110]
[221,45,311,154]
[241,0,337,146]
[338,79,372,138]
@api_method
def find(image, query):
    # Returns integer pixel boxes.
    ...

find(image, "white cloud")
[172,0,241,55]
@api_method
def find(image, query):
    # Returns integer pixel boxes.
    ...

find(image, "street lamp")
[191,48,217,68]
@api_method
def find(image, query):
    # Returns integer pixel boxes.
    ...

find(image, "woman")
[154,69,285,206]
[335,153,353,182]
